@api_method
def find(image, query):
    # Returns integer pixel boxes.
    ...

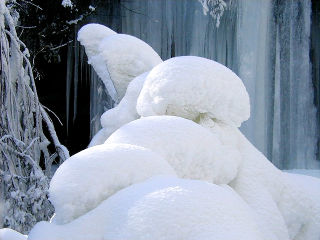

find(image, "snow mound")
[49,143,176,224]
[100,72,147,129]
[87,127,112,147]
[105,116,242,184]
[279,173,320,240]
[96,34,162,98]
[89,72,147,147]
[0,228,27,240]
[137,56,250,127]
[77,24,116,59]
[28,176,264,240]
[218,127,320,240]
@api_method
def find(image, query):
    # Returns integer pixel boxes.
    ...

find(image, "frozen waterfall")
[66,0,319,169]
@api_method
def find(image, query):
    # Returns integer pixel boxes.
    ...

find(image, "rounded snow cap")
[49,143,175,224]
[97,34,162,98]
[77,23,116,59]
[106,116,242,185]
[137,56,250,127]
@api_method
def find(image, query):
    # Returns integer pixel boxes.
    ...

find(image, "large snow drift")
[106,116,241,185]
[49,143,176,224]
[137,56,250,127]
[8,23,320,240]
[28,176,264,240]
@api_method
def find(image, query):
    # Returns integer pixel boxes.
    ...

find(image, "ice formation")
[49,143,176,224]
[137,56,250,127]
[28,176,264,240]
[106,116,241,185]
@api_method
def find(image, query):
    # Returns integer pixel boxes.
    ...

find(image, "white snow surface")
[0,228,27,240]
[97,34,162,99]
[77,24,119,100]
[28,176,264,240]
[87,127,112,148]
[77,24,116,59]
[200,121,320,240]
[105,116,242,185]
[280,173,320,240]
[193,115,320,240]
[227,128,291,240]
[49,143,176,224]
[88,72,147,147]
[18,27,320,240]
[100,72,147,129]
[137,56,250,127]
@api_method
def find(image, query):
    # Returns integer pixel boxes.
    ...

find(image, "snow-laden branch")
[198,0,228,27]
[0,0,69,233]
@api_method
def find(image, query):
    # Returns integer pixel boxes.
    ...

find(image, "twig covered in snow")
[198,0,228,27]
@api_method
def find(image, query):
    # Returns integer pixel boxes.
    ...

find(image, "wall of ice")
[66,0,320,169]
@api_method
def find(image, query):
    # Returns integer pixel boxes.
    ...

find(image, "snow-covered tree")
[0,0,69,233]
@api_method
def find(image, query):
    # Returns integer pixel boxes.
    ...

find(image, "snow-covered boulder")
[137,56,250,127]
[105,116,241,185]
[0,228,27,240]
[28,176,264,240]
[77,23,116,59]
[89,72,147,147]
[49,143,176,224]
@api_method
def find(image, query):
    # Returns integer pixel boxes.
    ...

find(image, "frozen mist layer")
[69,0,320,169]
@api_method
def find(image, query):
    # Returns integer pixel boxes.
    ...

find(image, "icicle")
[65,44,73,134]
[73,28,79,123]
